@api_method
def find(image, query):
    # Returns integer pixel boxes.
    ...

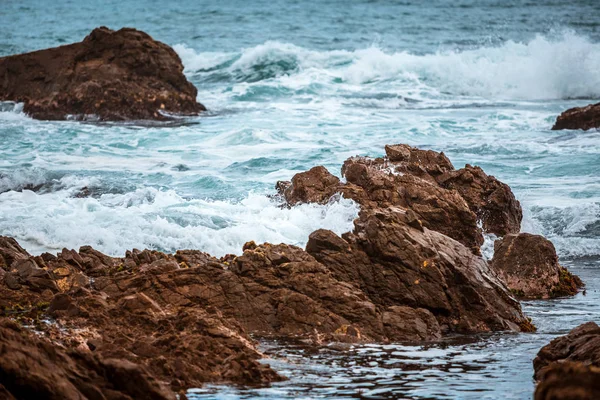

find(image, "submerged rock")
[491,233,582,299]
[534,322,600,399]
[0,27,205,121]
[552,102,600,131]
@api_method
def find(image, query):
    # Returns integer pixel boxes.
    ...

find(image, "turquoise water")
[1,1,600,398]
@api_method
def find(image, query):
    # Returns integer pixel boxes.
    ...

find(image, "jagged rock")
[552,102,600,131]
[534,322,600,399]
[437,165,522,236]
[491,233,582,299]
[0,319,174,400]
[277,144,523,254]
[0,27,205,121]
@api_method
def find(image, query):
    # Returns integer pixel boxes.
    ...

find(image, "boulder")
[534,322,600,400]
[0,27,205,121]
[552,102,600,131]
[0,319,174,400]
[491,233,582,299]
[534,322,600,378]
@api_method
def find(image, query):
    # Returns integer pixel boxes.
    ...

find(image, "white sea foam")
[0,186,360,258]
[177,31,600,101]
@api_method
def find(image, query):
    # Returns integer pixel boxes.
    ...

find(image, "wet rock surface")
[552,102,600,131]
[491,233,582,299]
[534,322,600,400]
[0,27,205,121]
[278,143,523,254]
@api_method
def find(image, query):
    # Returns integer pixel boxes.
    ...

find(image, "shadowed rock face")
[552,102,600,131]
[534,322,600,400]
[277,144,523,254]
[0,27,205,121]
[491,233,582,299]
[0,319,174,400]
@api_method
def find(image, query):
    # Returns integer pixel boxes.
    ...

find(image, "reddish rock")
[535,362,600,400]
[0,319,174,400]
[278,144,523,254]
[277,166,341,206]
[534,322,600,378]
[0,27,205,121]
[534,322,600,399]
[437,165,522,236]
[552,102,600,131]
[306,208,530,334]
[491,233,582,299]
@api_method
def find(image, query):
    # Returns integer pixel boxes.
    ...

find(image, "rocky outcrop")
[552,103,600,131]
[0,27,205,121]
[0,319,174,400]
[534,322,600,399]
[0,202,533,393]
[491,233,582,299]
[277,144,522,254]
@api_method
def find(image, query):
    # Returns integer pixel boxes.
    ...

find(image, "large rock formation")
[0,207,533,393]
[534,322,600,399]
[552,102,600,131]
[0,27,205,121]
[490,233,582,299]
[278,144,523,254]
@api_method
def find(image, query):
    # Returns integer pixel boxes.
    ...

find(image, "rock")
[535,362,600,400]
[0,319,174,400]
[277,166,341,206]
[491,233,582,299]
[534,322,600,399]
[437,165,522,236]
[0,27,205,121]
[533,322,600,379]
[278,144,523,254]
[552,102,600,131]
[306,208,531,334]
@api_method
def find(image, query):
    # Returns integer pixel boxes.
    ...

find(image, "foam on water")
[177,31,600,106]
[0,185,359,258]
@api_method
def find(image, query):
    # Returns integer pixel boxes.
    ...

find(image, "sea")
[1,0,599,398]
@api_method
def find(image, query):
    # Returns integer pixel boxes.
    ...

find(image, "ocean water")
[1,0,600,398]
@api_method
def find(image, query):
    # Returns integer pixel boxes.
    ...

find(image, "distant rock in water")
[491,233,582,299]
[0,27,205,121]
[552,102,600,131]
[534,322,600,400]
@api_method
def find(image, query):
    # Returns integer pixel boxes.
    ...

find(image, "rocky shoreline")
[0,143,590,399]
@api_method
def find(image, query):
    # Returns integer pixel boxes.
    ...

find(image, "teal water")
[1,1,600,398]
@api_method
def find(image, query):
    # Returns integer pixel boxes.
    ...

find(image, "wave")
[0,186,360,258]
[523,202,600,259]
[176,31,600,101]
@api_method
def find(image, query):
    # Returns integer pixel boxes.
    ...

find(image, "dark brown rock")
[0,319,174,400]
[491,233,582,299]
[437,165,522,236]
[534,322,600,399]
[278,145,523,254]
[552,102,600,131]
[278,166,341,206]
[534,322,600,379]
[535,362,600,400]
[0,27,205,121]
[306,208,530,334]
